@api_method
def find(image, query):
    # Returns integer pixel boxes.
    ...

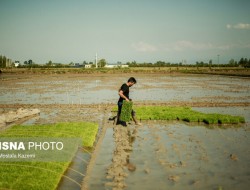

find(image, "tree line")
[1,55,250,68]
[126,58,250,68]
[0,55,10,67]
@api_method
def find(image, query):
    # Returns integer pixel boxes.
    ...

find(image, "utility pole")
[95,53,98,68]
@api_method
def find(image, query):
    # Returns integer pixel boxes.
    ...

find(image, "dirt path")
[104,126,135,189]
[81,107,139,190]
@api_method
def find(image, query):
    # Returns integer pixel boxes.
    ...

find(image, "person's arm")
[119,90,129,101]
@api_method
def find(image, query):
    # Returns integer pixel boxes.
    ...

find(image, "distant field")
[1,67,250,76]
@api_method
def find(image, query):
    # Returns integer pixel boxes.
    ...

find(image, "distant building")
[74,63,80,67]
[121,64,129,68]
[104,64,129,68]
[84,64,92,68]
[69,63,84,68]
[14,61,20,67]
[104,64,116,68]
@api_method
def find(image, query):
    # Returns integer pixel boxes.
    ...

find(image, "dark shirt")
[118,83,129,102]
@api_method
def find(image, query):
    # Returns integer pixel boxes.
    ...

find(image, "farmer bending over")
[116,77,141,127]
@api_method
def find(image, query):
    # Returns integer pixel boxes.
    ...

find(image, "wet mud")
[87,120,250,190]
[0,73,249,190]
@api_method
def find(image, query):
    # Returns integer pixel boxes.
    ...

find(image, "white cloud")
[131,41,157,52]
[164,40,250,52]
[172,40,213,51]
[227,23,250,30]
[160,40,214,52]
[132,40,250,53]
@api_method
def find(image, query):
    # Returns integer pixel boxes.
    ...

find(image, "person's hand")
[125,98,130,102]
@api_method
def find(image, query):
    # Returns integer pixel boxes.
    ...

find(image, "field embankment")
[1,67,250,77]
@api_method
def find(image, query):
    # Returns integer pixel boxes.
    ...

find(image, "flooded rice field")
[0,73,250,190]
[0,73,249,105]
[90,120,249,190]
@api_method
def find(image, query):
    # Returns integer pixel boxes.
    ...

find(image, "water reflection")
[1,75,249,104]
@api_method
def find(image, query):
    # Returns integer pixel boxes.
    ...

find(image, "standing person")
[116,77,141,126]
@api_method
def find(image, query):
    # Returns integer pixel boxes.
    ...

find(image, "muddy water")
[88,128,115,189]
[1,73,250,190]
[0,74,249,104]
[57,150,90,190]
[88,120,250,190]
[128,123,249,190]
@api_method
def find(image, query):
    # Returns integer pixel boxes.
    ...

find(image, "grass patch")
[0,122,98,190]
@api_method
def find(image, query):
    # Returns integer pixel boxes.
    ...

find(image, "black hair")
[128,77,137,84]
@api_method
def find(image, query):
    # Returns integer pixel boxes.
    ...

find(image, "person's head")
[127,77,137,87]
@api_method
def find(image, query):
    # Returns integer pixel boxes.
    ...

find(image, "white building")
[14,61,20,67]
[84,64,92,68]
[104,64,129,68]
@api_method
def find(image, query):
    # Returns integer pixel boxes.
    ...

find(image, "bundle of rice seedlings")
[120,100,133,122]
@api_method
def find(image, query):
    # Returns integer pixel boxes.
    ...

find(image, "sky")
[0,0,250,64]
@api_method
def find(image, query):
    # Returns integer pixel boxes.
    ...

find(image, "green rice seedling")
[217,115,231,124]
[120,100,133,122]
[0,162,68,190]
[133,106,245,125]
[238,117,245,123]
[0,122,98,190]
[114,105,245,125]
[1,122,98,147]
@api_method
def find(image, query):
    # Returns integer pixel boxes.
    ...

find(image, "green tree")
[83,61,88,65]
[0,55,3,67]
[228,59,237,66]
[46,60,53,67]
[155,61,166,67]
[2,56,7,67]
[127,61,137,67]
[98,59,107,67]
[239,57,249,67]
